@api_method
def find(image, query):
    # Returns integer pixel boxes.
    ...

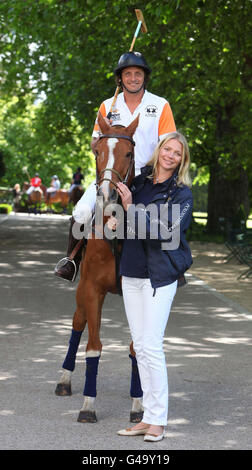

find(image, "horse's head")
[94,112,139,206]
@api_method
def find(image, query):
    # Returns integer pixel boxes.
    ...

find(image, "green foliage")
[0,0,251,221]
[191,183,208,212]
[0,203,12,214]
[187,218,225,243]
[0,97,95,188]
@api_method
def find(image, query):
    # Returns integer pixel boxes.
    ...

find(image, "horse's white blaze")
[101,138,118,200]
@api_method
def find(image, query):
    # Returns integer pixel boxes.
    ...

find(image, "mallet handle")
[107,11,147,120]
[129,21,142,51]
[107,87,120,119]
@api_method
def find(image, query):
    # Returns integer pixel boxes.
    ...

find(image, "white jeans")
[122,276,177,426]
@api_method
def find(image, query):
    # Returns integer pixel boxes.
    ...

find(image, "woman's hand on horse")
[116,182,132,211]
[107,216,118,231]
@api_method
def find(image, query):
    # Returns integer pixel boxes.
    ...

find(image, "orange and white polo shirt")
[92,90,176,173]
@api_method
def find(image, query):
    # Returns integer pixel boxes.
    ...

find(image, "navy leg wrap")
[129,354,143,398]
[62,329,83,372]
[83,355,100,397]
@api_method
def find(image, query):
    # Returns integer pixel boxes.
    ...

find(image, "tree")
[142,0,252,229]
[0,150,6,179]
[0,97,94,188]
[0,0,251,230]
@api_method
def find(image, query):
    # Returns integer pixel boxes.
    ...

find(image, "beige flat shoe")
[144,429,165,442]
[117,426,149,436]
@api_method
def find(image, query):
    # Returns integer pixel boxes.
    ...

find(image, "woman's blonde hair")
[147,131,192,187]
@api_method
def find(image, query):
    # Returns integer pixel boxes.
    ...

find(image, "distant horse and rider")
[22,173,45,213]
[55,113,143,423]
[46,170,84,209]
[19,170,84,213]
[45,174,83,212]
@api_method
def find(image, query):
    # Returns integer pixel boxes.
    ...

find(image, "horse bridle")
[95,133,135,190]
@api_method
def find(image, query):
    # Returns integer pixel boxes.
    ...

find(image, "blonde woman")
[109,132,193,442]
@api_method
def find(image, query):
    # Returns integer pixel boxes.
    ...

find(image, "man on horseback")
[47,175,61,193]
[69,167,84,193]
[46,175,61,203]
[55,51,176,282]
[26,172,42,202]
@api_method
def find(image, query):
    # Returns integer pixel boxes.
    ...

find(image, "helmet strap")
[121,80,145,94]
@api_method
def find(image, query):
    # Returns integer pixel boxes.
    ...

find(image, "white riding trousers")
[122,276,177,426]
[72,180,96,224]
[47,187,57,193]
[26,186,38,195]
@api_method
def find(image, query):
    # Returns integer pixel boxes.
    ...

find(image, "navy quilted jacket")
[124,166,193,289]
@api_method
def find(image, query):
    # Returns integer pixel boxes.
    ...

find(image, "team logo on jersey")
[111,109,121,121]
[145,105,158,117]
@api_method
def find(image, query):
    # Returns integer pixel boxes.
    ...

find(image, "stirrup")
[54,257,77,282]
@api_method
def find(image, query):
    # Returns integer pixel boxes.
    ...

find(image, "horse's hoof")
[130,411,144,423]
[55,383,72,396]
[77,410,97,423]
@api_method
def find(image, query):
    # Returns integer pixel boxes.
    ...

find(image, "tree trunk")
[207,162,250,234]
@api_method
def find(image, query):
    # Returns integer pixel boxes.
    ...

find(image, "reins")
[95,131,136,296]
[99,134,135,145]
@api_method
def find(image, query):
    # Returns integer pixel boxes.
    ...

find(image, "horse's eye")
[95,150,99,157]
[126,152,132,158]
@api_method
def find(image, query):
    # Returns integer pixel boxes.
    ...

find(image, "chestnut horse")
[45,189,69,213]
[69,185,84,206]
[55,113,144,423]
[46,186,84,212]
[22,182,45,213]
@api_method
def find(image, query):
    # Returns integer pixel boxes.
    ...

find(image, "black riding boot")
[54,217,85,282]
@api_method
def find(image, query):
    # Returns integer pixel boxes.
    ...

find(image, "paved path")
[0,213,251,450]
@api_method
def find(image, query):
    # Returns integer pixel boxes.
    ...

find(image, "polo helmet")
[114,52,151,76]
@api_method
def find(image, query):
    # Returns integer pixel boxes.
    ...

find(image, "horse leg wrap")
[62,329,83,372]
[83,353,100,398]
[129,354,143,398]
[129,354,143,422]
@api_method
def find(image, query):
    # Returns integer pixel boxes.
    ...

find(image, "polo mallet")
[107,9,148,119]
[23,165,30,181]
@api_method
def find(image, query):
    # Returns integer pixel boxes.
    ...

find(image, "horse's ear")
[126,114,139,137]
[97,112,110,134]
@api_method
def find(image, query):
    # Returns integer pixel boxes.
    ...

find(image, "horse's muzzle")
[97,186,119,205]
